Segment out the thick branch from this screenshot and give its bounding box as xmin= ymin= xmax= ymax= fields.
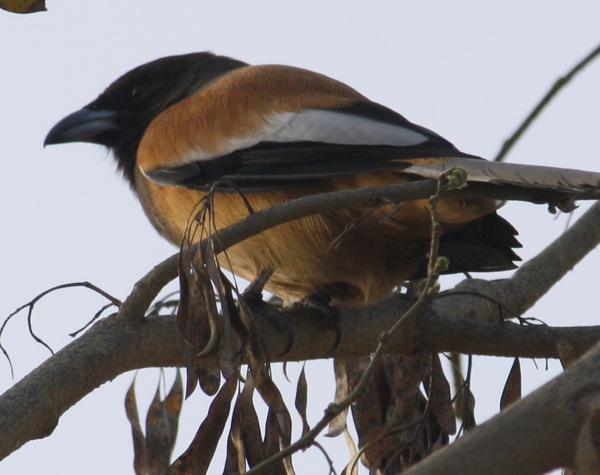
xmin=0 ymin=316 xmax=181 ymax=459
xmin=2 ymin=294 xmax=600 ymax=460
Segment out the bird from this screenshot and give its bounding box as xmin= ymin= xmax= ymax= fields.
xmin=44 ymin=53 xmax=600 ymax=472
xmin=44 ymin=52 xmax=600 ymax=307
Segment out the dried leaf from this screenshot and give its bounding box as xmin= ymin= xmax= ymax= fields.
xmin=256 ymin=369 xmax=294 ymax=474
xmin=125 ymin=379 xmax=147 ymax=475
xmin=341 ymin=427 xmax=359 ymax=475
xmin=165 ymin=371 xmax=184 ymax=420
xmin=167 ymin=378 xmax=237 ymax=475
xmin=428 ymin=354 xmax=457 ymax=435
xmin=263 ymin=410 xmax=290 ymax=475
xmin=204 ymin=247 xmax=234 ymax=374
xmin=191 ymin=259 xmax=222 ymax=359
xmin=327 ymin=358 xmax=350 ymax=437
xmin=449 ymin=352 xmax=464 ymax=418
xmin=574 ymin=402 xmax=600 ymax=474
xmin=194 ymin=355 xmax=222 ymax=397
xmin=144 ymin=373 xmax=183 ymax=474
xmin=295 ymin=364 xmax=310 ymax=437
xmin=214 ymin=270 xmax=243 ymax=380
xmin=348 ymin=353 xmax=440 ymax=474
xmin=0 ymin=0 xmax=45 ymax=13
xmin=500 ymin=358 xmax=521 ymax=410
xmin=255 ymin=370 xmax=289 ymax=424
xmin=461 ymin=386 xmax=476 ymax=431
xmin=240 ymin=376 xmax=264 ymax=468
xmin=224 ymin=372 xmax=264 ymax=473
xmin=224 ymin=404 xmax=246 ymax=475
xmin=177 ymin=251 xmax=221 ymax=396
xmin=345 ymin=356 xmax=382 ymax=455
xmin=145 ymin=391 xmax=173 ymax=472
xmin=378 ymin=353 xmax=432 ymax=468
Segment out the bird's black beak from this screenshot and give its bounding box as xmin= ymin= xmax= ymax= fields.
xmin=44 ymin=108 xmax=121 ymax=146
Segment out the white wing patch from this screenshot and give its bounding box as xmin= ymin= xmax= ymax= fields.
xmin=177 ymin=108 xmax=429 ymax=165
xmin=266 ymin=109 xmax=429 ymax=147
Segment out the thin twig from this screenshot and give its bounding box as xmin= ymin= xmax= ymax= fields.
xmin=0 ymin=282 xmax=121 ymax=377
xmin=312 ymin=441 xmax=338 ymax=475
xmin=494 ymin=42 xmax=600 ymax=162
xmin=68 ymin=302 xmax=116 ymax=337
xmin=437 ymin=290 xmax=522 ymax=319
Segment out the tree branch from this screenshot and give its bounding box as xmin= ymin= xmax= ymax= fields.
xmin=3 ymin=291 xmax=600 ymax=460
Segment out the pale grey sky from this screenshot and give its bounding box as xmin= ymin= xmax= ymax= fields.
xmin=1 ymin=2 xmax=600 ymax=473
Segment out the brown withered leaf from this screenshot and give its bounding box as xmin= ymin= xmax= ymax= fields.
xmin=428 ymin=354 xmax=457 ymax=435
xmin=167 ymin=378 xmax=237 ymax=475
xmin=341 ymin=427 xmax=359 ymax=475
xmin=500 ymin=358 xmax=521 ymax=410
xmin=191 ymin=256 xmax=226 ymax=396
xmin=144 ymin=373 xmax=183 ymax=473
xmin=214 ymin=270 xmax=243 ymax=380
xmin=327 ymin=358 xmax=350 ymax=437
xmin=295 ymin=364 xmax=311 ymax=438
xmin=193 ymin=354 xmax=221 ymax=397
xmin=165 ymin=371 xmax=184 ymax=416
xmin=264 ymin=409 xmax=293 ymax=475
xmin=0 ymin=0 xmax=45 ymax=13
xmin=145 ymin=392 xmax=171 ymax=472
xmin=224 ymin=406 xmax=246 ymax=475
xmin=574 ymin=402 xmax=600 ymax=474
xmin=256 ymin=369 xmax=294 ymax=474
xmin=345 ymin=356 xmax=382 ymax=461
xmin=125 ymin=379 xmax=147 ymax=475
xmin=124 ymin=374 xmax=184 ymax=475
xmin=460 ymin=385 xmax=476 ymax=432
xmin=176 ymin=253 xmax=196 ymax=396
xmin=240 ymin=374 xmax=264 ymax=468
xmin=204 ymin=245 xmax=235 ymax=373
xmin=346 ymin=352 xmax=451 ymax=472
xmin=224 ymin=371 xmax=263 ymax=473
xmin=449 ymin=352 xmax=464 ymax=418
xmin=177 ymin=251 xmax=221 ymax=397
xmin=376 ymin=353 xmax=432 ymax=469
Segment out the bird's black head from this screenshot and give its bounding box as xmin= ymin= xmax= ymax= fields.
xmin=45 ymin=52 xmax=248 ymax=184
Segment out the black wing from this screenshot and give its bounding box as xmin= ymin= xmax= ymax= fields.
xmin=145 ymin=100 xmax=478 ymax=191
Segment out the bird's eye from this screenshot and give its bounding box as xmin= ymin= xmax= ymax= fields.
xmin=131 ymin=84 xmax=146 ymax=100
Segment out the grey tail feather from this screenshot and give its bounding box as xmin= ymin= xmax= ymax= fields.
xmin=403 ymin=157 xmax=600 ymax=198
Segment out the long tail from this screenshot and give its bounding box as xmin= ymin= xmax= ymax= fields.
xmin=402 ymin=157 xmax=600 ymax=209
